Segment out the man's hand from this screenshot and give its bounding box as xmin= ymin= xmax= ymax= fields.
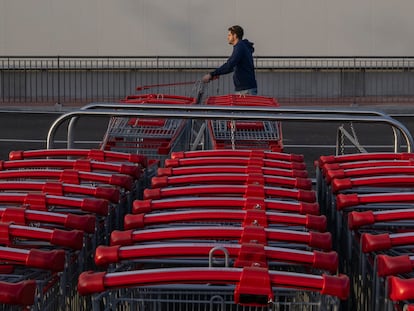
xmin=202 ymin=73 xmax=212 ymax=83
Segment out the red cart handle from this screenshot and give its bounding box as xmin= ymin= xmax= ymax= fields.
xmin=332 ymin=175 xmax=414 ymax=193
xmin=128 ymin=118 xmax=167 ymax=127
xmin=337 ymin=192 xmax=414 ymax=210
xmin=171 ymin=150 xmax=303 ymax=162
xmin=124 ymin=93 xmax=195 ymax=102
xmin=78 ymin=267 xmax=349 ymax=301
xmin=318 ymin=152 xmax=414 ymax=166
xmin=0 ymin=169 xmax=133 ymax=190
xmin=227 ymin=121 xmax=264 ymax=130
xmin=348 ymin=209 xmax=414 ymax=230
xmin=361 ymin=232 xmax=414 ymax=253
xmin=0 ymin=280 xmax=37 ymax=306
xmin=165 ymin=157 xmax=306 ymax=170
xmin=144 ymin=184 xmax=316 ymax=202
xmin=376 ymin=254 xmax=414 ymax=277
xmin=0 ymin=159 xmax=141 ymax=178
xmin=124 ymin=209 xmax=326 ymax=232
xmin=324 ymin=166 xmax=414 ymax=184
xmin=0 ymin=207 xmax=96 ymax=233
xmin=122 ymin=98 xmax=195 ymax=105
xmin=110 ymin=225 xmax=331 ymax=249
xmin=135 ymin=81 xmax=197 ymax=91
xmin=125 ymin=93 xmax=194 ymax=100
xmin=0 ymin=246 xmax=65 ymax=271
xmin=133 ymin=197 xmax=319 ymax=215
xmin=206 ymin=95 xmax=279 ymax=107
xmin=95 ymin=243 xmax=337 ymax=273
xmin=323 ymin=159 xmax=414 ymax=173
xmin=9 ymin=148 xmax=146 ymax=166
xmin=157 ymin=165 xmax=308 ymax=178
xmin=0 ymin=193 xmax=108 ymax=216
xmin=122 ymin=93 xmax=195 ymax=105
xmin=151 ymin=174 xmax=312 ymax=190
xmin=0 ymin=181 xmax=119 ymax=203
xmin=0 ymin=222 xmax=83 ymax=249
xmin=388 ymin=276 xmax=414 ymax=301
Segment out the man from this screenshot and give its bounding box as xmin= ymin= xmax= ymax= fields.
xmin=202 ymin=25 xmax=257 ymax=95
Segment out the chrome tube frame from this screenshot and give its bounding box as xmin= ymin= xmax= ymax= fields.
xmin=49 ymin=103 xmax=413 ymax=153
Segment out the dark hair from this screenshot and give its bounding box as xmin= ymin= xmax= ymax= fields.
xmin=228 ymin=25 xmax=244 ymax=39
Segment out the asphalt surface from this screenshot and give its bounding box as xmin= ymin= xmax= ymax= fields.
xmin=0 ymin=105 xmax=413 ymax=178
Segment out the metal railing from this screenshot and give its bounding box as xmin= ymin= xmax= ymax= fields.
xmin=2 ymin=56 xmax=414 ymax=106
xmin=46 ymin=103 xmax=414 ymax=153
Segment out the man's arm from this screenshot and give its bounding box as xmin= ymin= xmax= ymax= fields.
xmin=202 ymin=45 xmax=242 ymax=82
xmin=211 ymin=45 xmax=242 ymax=77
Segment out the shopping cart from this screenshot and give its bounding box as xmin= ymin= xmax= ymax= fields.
xmin=101 ymin=81 xmax=204 ymax=166
xmin=205 ymin=95 xmax=283 ymax=151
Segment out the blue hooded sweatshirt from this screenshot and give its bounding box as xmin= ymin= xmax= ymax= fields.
xmin=210 ymin=39 xmax=257 ymax=92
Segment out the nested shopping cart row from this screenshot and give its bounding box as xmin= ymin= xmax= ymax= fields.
xmin=79 ymin=149 xmax=349 ymax=310
xmin=316 ymin=152 xmax=414 ymax=311
xmin=99 ymin=93 xmax=284 ymax=168
xmin=0 ymin=148 xmax=146 ymax=310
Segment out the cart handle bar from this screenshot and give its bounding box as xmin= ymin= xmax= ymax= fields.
xmin=136 ymin=81 xmax=198 ymax=91
xmin=78 ymin=267 xmax=350 ymax=302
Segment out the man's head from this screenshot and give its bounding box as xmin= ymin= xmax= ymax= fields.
xmin=227 ymin=25 xmax=244 ymax=45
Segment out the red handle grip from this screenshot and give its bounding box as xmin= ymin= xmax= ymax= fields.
xmin=361 ymin=233 xmax=392 ymax=252
xmin=80 ymin=198 xmax=109 ymax=216
xmin=94 ymin=187 xmax=120 ymax=203
xmin=376 ymin=254 xmax=413 ymax=277
xmin=0 ymin=246 xmax=65 ymax=271
xmin=26 ymin=248 xmax=66 ymax=271
xmin=51 ymin=228 xmax=84 ymax=250
xmin=349 ymin=209 xmax=414 ymax=230
xmin=388 ymin=276 xmax=414 ymax=301
xmin=0 ymin=280 xmax=36 ymax=306
xmin=65 ymin=213 xmax=96 ymax=233
xmin=108 ymin=174 xmax=133 ymax=190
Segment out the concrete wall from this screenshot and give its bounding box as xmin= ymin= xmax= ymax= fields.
xmin=3 ymin=68 xmax=414 ymax=104
xmin=1 ymin=0 xmax=414 ymax=56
